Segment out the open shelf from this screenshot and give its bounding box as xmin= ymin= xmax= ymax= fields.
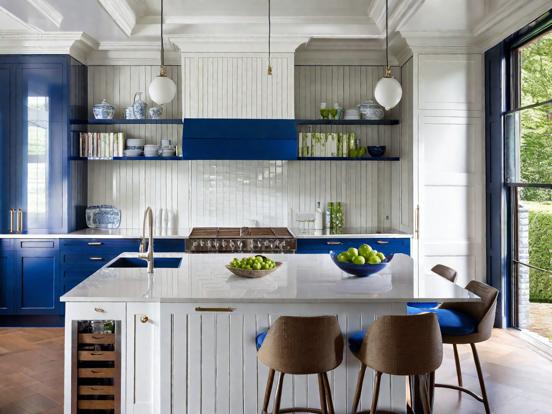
xmin=296 ymin=119 xmax=399 ymax=126
xmin=70 ymin=119 xmax=183 ymax=125
xmin=297 ymin=156 xmax=400 ymax=161
xmin=70 ymin=156 xmax=181 ymax=161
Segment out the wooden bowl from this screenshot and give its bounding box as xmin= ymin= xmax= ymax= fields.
xmin=225 ymin=262 xmax=283 ymax=278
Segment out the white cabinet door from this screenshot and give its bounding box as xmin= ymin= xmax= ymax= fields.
xmin=126 ymin=303 xmax=161 ymax=414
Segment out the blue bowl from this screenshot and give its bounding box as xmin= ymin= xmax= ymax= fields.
xmin=330 ymin=251 xmax=392 ymax=277
xmin=367 ymin=145 xmax=386 ymax=157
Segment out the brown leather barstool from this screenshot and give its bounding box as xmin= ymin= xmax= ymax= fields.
xmin=257 ymin=315 xmax=344 ymax=414
xmin=350 ymin=313 xmax=443 ymax=414
xmin=434 ymin=281 xmax=499 ymax=414
xmin=431 ymin=264 xmax=458 ymax=283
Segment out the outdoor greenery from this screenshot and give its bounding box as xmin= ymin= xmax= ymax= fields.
xmin=519 ymin=32 xmax=552 ymax=303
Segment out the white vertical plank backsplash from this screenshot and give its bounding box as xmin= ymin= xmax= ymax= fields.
xmin=86 ymin=62 xmax=410 ymax=230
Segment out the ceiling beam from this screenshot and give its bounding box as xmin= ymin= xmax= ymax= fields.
xmin=25 ymin=0 xmax=62 ymax=28
xmin=97 ymin=0 xmax=136 ymax=37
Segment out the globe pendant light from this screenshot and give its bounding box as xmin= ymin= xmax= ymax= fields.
xmin=149 ymin=0 xmax=177 ymax=105
xmin=374 ymin=0 xmax=402 ymax=110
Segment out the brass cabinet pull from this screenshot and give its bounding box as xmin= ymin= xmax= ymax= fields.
xmin=16 ymin=208 xmax=23 ymax=233
xmin=94 ymin=307 xmax=105 ymax=313
xmin=9 ymin=209 xmax=14 ymax=233
xmin=89 ymin=257 xmax=104 ymax=261
xmin=140 ymin=315 xmax=149 ymax=323
xmin=90 ymin=352 xmax=104 ymax=356
xmin=91 ymin=334 xmax=105 ymax=339
xmin=376 ymin=240 xmax=389 ymax=244
xmin=195 ymin=307 xmax=235 ymax=312
xmin=88 ymin=242 xmax=103 ymax=246
xmin=415 ymin=205 xmax=420 ymax=239
xmin=326 ymin=241 xmax=343 ymax=245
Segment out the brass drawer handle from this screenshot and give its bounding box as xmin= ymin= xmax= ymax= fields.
xmin=88 ymin=242 xmax=103 ymax=246
xmin=89 ymin=257 xmax=104 ymax=261
xmin=326 ymin=241 xmax=343 ymax=245
xmin=91 ymin=352 xmax=104 ymax=356
xmin=376 ymin=240 xmax=389 ymax=244
xmin=94 ymin=307 xmax=105 ymax=313
xmin=17 ymin=209 xmax=23 ymax=233
xmin=195 ymin=307 xmax=235 ymax=313
xmin=91 ymin=334 xmax=106 ymax=339
xmin=140 ymin=315 xmax=149 ymax=323
xmin=9 ymin=209 xmax=14 ymax=233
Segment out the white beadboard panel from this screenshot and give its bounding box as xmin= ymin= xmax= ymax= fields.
xmin=182 ymin=53 xmax=295 ymax=118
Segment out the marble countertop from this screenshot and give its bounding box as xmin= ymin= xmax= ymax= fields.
xmin=289 ymin=227 xmax=412 ymax=238
xmin=61 ymin=252 xmax=479 ymax=304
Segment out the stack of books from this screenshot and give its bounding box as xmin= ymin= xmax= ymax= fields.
xmin=79 ymin=132 xmax=125 ymax=159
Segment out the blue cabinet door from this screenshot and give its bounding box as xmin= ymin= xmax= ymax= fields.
xmin=13 ymin=239 xmax=60 ymax=315
xmin=0 ymin=65 xmax=14 ymax=233
xmin=296 ymin=237 xmax=411 ymax=256
xmin=0 ymin=239 xmax=14 ymax=314
xmin=15 ymin=62 xmax=66 ymax=233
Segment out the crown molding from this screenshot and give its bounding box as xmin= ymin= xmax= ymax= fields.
xmin=98 ymin=0 xmax=136 ymax=37
xmin=86 ymin=41 xmax=179 ymax=65
xmin=169 ymin=34 xmax=309 ymax=53
xmin=26 ymin=0 xmax=63 ymax=28
xmin=368 ymin=0 xmax=425 ymax=32
xmin=400 ymin=31 xmax=480 ymax=54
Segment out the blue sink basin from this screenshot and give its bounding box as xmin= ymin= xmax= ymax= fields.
xmin=108 ymin=257 xmax=183 ymax=269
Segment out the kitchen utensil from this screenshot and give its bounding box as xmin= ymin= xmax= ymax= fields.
xmin=132 ymin=92 xmax=147 ymax=119
xmin=149 ymin=106 xmax=163 ymax=119
xmin=330 ymin=251 xmax=392 ymax=277
xmin=368 ymin=145 xmax=386 ymax=157
xmin=93 ymin=99 xmax=115 ymax=120
xmin=358 ymin=100 xmax=384 ymax=120
xmin=86 ymin=205 xmax=121 ymax=229
xmin=225 ymin=261 xmax=282 ymax=278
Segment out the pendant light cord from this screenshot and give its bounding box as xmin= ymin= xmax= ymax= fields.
xmin=267 ymin=0 xmax=272 ymax=75
xmin=160 ymin=0 xmax=165 ymax=68
xmin=385 ymin=0 xmax=389 ymax=69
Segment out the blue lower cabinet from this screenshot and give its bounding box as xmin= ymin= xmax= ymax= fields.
xmin=12 ymin=239 xmax=61 ymax=315
xmin=0 ymin=239 xmax=15 ymax=314
xmin=296 ymin=237 xmax=411 ymax=256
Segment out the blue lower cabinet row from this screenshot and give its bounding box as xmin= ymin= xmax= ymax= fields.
xmin=296 ymin=237 xmax=411 ymax=256
xmin=0 ymin=237 xmax=186 ymax=324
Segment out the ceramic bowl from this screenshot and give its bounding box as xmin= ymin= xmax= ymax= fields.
xmin=126 ymin=138 xmax=145 ymax=147
xmin=161 ymin=149 xmax=176 ymax=157
xmin=358 ymin=100 xmax=385 ymax=120
xmin=93 ymin=99 xmax=115 ymax=120
xmin=368 ymin=145 xmax=386 ymax=157
xmin=123 ymin=149 xmax=143 ymax=157
xmin=225 ymin=262 xmax=282 ymax=278
xmin=330 ymin=251 xmax=392 ymax=277
xmin=149 ymin=106 xmax=163 ymax=119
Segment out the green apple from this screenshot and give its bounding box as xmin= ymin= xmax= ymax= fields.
xmin=367 ymin=255 xmax=381 ymax=265
xmin=347 ymin=247 xmax=359 ymax=257
xmin=358 ymin=244 xmax=372 ymax=257
xmin=376 ymin=252 xmax=385 ymax=261
xmin=337 ymin=252 xmax=349 ymax=263
xmin=352 ymin=255 xmax=366 ymax=265
xmin=252 ymin=262 xmax=262 ymax=270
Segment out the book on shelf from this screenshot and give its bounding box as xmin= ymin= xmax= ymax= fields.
xmin=79 ymin=132 xmax=125 ymax=159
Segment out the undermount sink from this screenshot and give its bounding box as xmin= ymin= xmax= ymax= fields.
xmin=108 ymin=257 xmax=183 ymax=269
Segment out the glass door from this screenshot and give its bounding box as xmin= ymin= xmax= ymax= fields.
xmin=506 ymin=30 xmax=552 ymax=343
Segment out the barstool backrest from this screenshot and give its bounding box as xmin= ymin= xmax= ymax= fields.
xmin=440 ymin=280 xmax=499 ymax=342
xmin=358 ymin=313 xmax=443 ymax=376
xmin=257 ymin=315 xmax=344 ymax=375
xmin=431 ymin=264 xmax=458 ymax=283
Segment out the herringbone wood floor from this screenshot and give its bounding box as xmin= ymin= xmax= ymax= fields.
xmin=0 ymin=328 xmax=550 ymax=413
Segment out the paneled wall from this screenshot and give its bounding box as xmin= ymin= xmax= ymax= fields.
xmin=86 ymin=62 xmax=410 ymax=230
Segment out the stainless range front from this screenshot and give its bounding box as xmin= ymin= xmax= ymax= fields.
xmin=187 ymin=227 xmax=296 ymax=253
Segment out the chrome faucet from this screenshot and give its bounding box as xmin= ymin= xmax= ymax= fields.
xmin=138 ymin=207 xmax=154 ymax=273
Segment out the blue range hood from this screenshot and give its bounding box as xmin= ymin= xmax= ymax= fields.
xmin=182 ymin=118 xmax=297 ymax=160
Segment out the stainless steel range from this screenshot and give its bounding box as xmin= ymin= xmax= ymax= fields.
xmin=187 ymin=227 xmax=296 ymax=253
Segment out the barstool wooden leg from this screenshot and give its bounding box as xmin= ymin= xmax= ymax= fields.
xmin=262 ymin=368 xmax=275 ymax=414
xmin=453 ymin=344 xmax=463 ymax=387
xmin=317 ymin=374 xmax=328 ymax=414
xmin=471 ymin=343 xmax=490 ymax=414
xmin=370 ymin=371 xmax=382 ymax=414
xmin=351 ymin=363 xmax=366 ymax=414
xmin=322 ymin=372 xmax=335 ymax=414
xmin=273 ymin=372 xmax=285 ymax=414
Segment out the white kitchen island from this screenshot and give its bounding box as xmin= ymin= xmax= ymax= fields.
xmin=62 ymin=253 xmax=478 ymax=414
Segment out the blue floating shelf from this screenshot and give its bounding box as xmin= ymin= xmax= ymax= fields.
xmin=70 ymin=156 xmax=182 ymax=161
xmin=297 ymin=156 xmax=400 ymax=161
xmin=296 ymin=119 xmax=399 ymax=126
xmin=70 ymin=119 xmax=183 ymax=125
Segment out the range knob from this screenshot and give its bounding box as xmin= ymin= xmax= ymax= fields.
xmin=229 ymin=241 xmax=235 ymax=250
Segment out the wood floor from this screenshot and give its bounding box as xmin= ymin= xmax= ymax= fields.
xmin=0 ymin=328 xmax=550 ymax=413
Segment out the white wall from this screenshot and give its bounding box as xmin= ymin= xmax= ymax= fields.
xmin=87 ymin=61 xmax=410 ymax=231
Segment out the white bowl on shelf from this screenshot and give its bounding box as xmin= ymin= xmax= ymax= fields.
xmin=123 ymin=149 xmax=143 ymax=157
xmin=126 ymin=138 xmax=145 ymax=147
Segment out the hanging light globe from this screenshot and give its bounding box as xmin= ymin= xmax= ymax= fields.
xmin=374 ymin=68 xmax=403 ymax=110
xmin=149 ymin=67 xmax=177 ymax=104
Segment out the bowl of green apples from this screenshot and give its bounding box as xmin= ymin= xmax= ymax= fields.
xmin=330 ymin=244 xmax=392 ymax=277
xmin=226 ymin=255 xmax=282 ymax=278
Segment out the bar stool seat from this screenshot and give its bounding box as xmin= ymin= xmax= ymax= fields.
xmin=407 ymin=264 xmax=458 ymax=309
xmin=407 ymin=307 xmax=477 ymax=336
xmin=257 ymin=315 xmax=344 ymax=414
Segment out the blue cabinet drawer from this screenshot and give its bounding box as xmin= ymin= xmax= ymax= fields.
xmin=60 ymin=238 xmax=185 ymax=253
xmin=62 ymin=253 xmax=117 ymax=268
xmin=296 ymin=238 xmax=410 ymax=256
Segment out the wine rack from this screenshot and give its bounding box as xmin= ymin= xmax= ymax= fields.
xmin=71 ymin=320 xmax=121 ymax=414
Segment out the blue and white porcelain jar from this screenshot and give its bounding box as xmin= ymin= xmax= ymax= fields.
xmin=93 ymin=99 xmax=115 ymax=119
xmin=86 ymin=205 xmax=121 ymax=229
xmin=132 ymin=92 xmax=147 ymax=119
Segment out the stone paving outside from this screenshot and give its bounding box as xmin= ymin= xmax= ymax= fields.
xmin=528 ymin=302 xmax=552 ymax=341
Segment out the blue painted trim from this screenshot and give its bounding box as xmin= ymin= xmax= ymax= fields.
xmin=71 ymin=118 xmax=183 ymax=125
xmin=70 ymin=156 xmax=182 ymax=161
xmin=297 ymin=157 xmax=400 ymax=161
xmin=296 ymin=119 xmax=399 ymax=125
